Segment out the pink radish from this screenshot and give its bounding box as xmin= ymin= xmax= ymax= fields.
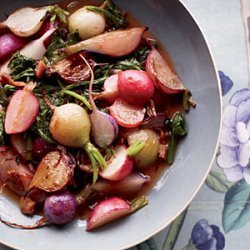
xmin=5 ymin=84 xmax=39 ymax=134
xmin=86 ymin=195 xmax=148 ymax=231
xmin=100 ymin=142 xmax=144 ymax=181
xmin=92 ymin=173 xmax=150 ymax=195
xmin=86 ymin=197 xmax=131 ymax=231
xmin=109 ymin=98 xmax=146 ymax=128
xmin=118 ymin=70 xmax=154 ymax=106
xmin=146 ymin=46 xmax=186 ymax=94
xmin=63 ymin=27 xmax=146 ymax=57
xmin=95 ymin=74 xmax=119 ymax=103
xmin=0 ymin=33 xmax=26 ymax=60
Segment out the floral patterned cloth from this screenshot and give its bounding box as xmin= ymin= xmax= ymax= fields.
xmin=133 ymin=0 xmax=250 ymax=249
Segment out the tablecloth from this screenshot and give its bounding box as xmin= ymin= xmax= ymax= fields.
xmin=0 ymin=0 xmax=249 ymax=249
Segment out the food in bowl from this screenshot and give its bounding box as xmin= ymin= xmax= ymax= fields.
xmin=0 ymin=0 xmax=195 ymax=230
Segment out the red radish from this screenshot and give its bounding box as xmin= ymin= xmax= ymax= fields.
xmin=5 ymin=84 xmax=39 ymax=134
xmin=63 ymin=27 xmax=146 ymax=57
xmin=95 ymin=74 xmax=119 ymax=103
xmin=92 ymin=173 xmax=150 ymax=195
xmin=109 ymin=98 xmax=146 ymax=128
xmin=118 ymin=70 xmax=154 ymax=106
xmin=0 ymin=33 xmax=26 ymax=59
xmin=146 ymin=46 xmax=186 ymax=94
xmin=100 ymin=145 xmax=133 ymax=181
xmin=11 ymin=134 xmax=32 ymax=161
xmin=86 ymin=197 xmax=132 ymax=231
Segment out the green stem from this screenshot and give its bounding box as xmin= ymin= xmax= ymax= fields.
xmin=75 ymin=185 xmax=94 ymax=205
xmin=162 ymin=208 xmax=188 ymax=250
xmin=127 ymin=140 xmax=145 ymax=157
xmin=130 ymin=195 xmax=148 ymax=212
xmin=62 ymin=90 xmax=92 ymax=110
xmin=167 ymin=134 xmax=175 ymax=165
xmin=84 ymin=142 xmax=107 ymax=183
xmin=86 ymin=6 xmax=120 ymax=28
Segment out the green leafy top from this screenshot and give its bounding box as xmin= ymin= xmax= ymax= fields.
xmin=86 ymin=0 xmax=128 ymax=29
xmin=48 ymin=5 xmax=69 ymax=24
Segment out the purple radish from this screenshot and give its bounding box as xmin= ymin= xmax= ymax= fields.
xmin=44 ymin=191 xmax=77 ymax=225
xmin=0 ymin=33 xmax=26 ymax=59
xmin=81 ymin=55 xmax=119 ymax=148
xmin=32 ymin=137 xmax=54 ymax=160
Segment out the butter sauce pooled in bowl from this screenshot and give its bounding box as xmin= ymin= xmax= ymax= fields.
xmin=0 ymin=1 xmax=221 ymax=250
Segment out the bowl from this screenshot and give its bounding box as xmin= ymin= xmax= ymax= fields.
xmin=0 ymin=0 xmax=222 ymax=249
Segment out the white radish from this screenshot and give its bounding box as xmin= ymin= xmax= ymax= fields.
xmin=68 ymin=7 xmax=106 ymax=40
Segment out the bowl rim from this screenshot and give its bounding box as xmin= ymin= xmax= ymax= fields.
xmin=0 ymin=1 xmax=223 ymax=249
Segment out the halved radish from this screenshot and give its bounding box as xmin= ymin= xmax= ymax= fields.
xmin=63 ymin=27 xmax=146 ymax=57
xmin=109 ymin=98 xmax=146 ymax=128
xmin=100 ymin=145 xmax=133 ymax=181
xmin=118 ymin=70 xmax=154 ymax=106
xmin=5 ymin=84 xmax=39 ymax=134
xmin=95 ymin=74 xmax=119 ymax=103
xmin=2 ymin=7 xmax=49 ymax=37
xmin=92 ymin=173 xmax=150 ymax=195
xmin=86 ymin=197 xmax=131 ymax=231
xmin=146 ymin=46 xmax=186 ymax=94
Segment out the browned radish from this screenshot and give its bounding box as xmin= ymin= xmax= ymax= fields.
xmin=86 ymin=197 xmax=131 ymax=231
xmin=95 ymin=74 xmax=119 ymax=103
xmin=109 ymin=98 xmax=146 ymax=128
xmin=86 ymin=195 xmax=148 ymax=231
xmin=146 ymin=46 xmax=186 ymax=94
xmin=100 ymin=142 xmax=144 ymax=181
xmin=5 ymin=84 xmax=39 ymax=134
xmin=63 ymin=27 xmax=146 ymax=57
xmin=0 ymin=146 xmax=33 ymax=195
xmin=2 ymin=7 xmax=49 ymax=37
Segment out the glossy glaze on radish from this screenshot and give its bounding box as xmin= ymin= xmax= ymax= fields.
xmin=5 ymin=84 xmax=39 ymax=134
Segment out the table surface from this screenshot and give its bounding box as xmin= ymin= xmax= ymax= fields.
xmin=0 ymin=0 xmax=248 ymax=249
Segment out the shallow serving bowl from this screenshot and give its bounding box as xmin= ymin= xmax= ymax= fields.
xmin=0 ymin=0 xmax=222 ymax=249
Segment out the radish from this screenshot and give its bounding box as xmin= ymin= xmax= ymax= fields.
xmin=5 ymin=84 xmax=39 ymax=134
xmin=146 ymin=46 xmax=186 ymax=94
xmin=92 ymin=173 xmax=150 ymax=195
xmin=109 ymin=98 xmax=146 ymax=128
xmin=68 ymin=7 xmax=106 ymax=40
xmin=62 ymin=27 xmax=146 ymax=57
xmin=100 ymin=141 xmax=144 ymax=181
xmin=86 ymin=196 xmax=148 ymax=231
xmin=0 ymin=28 xmax=55 ymax=75
xmin=95 ymin=74 xmax=119 ymax=104
xmin=32 ymin=137 xmax=54 ymax=160
xmin=2 ymin=6 xmax=49 ymax=37
xmin=79 ymin=55 xmax=119 ymax=148
xmin=0 ymin=33 xmax=26 ymax=60
xmin=118 ymin=70 xmax=154 ymax=106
